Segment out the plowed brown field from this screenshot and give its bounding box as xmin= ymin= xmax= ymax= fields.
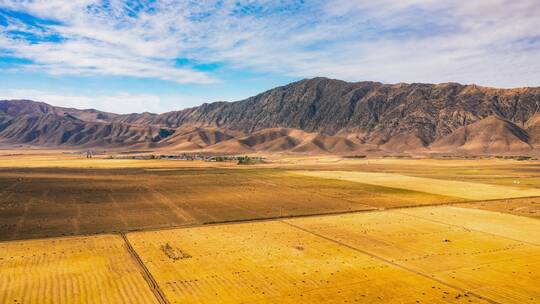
xmin=0 ymin=167 xmax=461 ymax=241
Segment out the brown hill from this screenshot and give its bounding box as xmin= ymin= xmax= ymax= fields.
xmin=204 ymin=128 xmax=361 ymax=154
xmin=1 ymin=77 xmax=540 ymax=154
xmin=159 ymin=126 xmax=240 ymax=150
xmin=431 ymin=116 xmax=532 ymax=154
xmin=525 ymin=113 xmax=540 ymax=145
xmin=379 ymin=134 xmax=429 ymax=153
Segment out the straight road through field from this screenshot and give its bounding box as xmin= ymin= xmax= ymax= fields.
xmin=121 ymin=233 xmax=170 ymax=304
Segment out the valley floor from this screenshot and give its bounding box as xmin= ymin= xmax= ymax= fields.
xmin=0 ymin=151 xmax=539 ymax=303
xmin=1 ymin=205 xmax=538 ymax=304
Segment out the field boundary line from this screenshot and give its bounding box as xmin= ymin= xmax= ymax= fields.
xmin=393 ymin=209 xmax=540 ymax=247
xmin=280 ymin=220 xmax=501 ymax=304
xmin=120 ymin=233 xmax=170 ymax=304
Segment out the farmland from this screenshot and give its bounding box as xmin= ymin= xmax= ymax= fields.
xmin=287 ymin=206 xmax=540 ymax=304
xmin=0 ymin=234 xmax=159 ymax=303
xmin=0 ymin=151 xmax=539 ymax=303
xmin=294 ymin=170 xmax=540 ymax=200
xmin=2 ymin=152 xmax=540 ymax=242
xmin=0 ymin=167 xmax=463 ymax=242
xmin=1 ymin=205 xmax=537 ymax=303
xmin=126 ymin=220 xmax=489 ymax=304
xmin=2 ymin=153 xmax=540 ymax=242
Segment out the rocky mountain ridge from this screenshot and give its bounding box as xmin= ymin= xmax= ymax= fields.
xmin=1 ymin=77 xmax=539 ymax=154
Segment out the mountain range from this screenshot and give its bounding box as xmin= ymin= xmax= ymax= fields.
xmin=1 ymin=77 xmax=540 ymax=155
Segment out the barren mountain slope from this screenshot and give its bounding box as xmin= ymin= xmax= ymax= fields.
xmin=1 ymin=77 xmax=540 ymax=154
xmin=431 ymin=116 xmax=532 ymax=154
xmin=525 ymin=113 xmax=540 ymax=145
xmin=110 ymin=78 xmax=540 ymax=147
xmin=0 ymin=106 xmax=175 ymax=148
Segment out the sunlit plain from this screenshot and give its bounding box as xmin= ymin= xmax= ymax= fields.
xmin=0 ymin=152 xmax=539 ymax=303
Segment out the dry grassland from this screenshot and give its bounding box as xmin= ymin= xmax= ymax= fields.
xmin=288 ymin=206 xmax=540 ymax=304
xmin=295 ymin=170 xmax=540 ymax=200
xmin=0 ymin=234 xmax=158 ymax=303
xmin=127 ymin=221 xmax=488 ymax=304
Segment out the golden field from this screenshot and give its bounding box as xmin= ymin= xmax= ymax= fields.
xmin=288 ymin=206 xmax=540 ymax=304
xmin=457 ymin=197 xmax=540 ymax=219
xmin=1 ymin=151 xmax=540 ymax=303
xmin=398 ymin=206 xmax=540 ymax=244
xmin=2 ymin=206 xmax=537 ymax=303
xmin=0 ymin=234 xmax=159 ymax=304
xmin=126 ymin=220 xmax=488 ymax=304
xmin=294 ymin=170 xmax=540 ymax=200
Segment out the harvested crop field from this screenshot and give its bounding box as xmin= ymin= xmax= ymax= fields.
xmin=0 ymin=167 xmax=463 ymax=241
xmin=456 ymin=197 xmax=540 ymax=219
xmin=0 ymin=190 xmax=538 ymax=303
xmin=288 ymin=206 xmax=540 ymax=304
xmin=294 ymin=170 xmax=540 ymax=200
xmin=1 ymin=152 xmax=539 ymax=303
xmin=400 ymin=206 xmax=540 ymax=244
xmin=127 ymin=220 xmax=488 ymax=304
xmin=0 ymin=234 xmax=159 ymax=303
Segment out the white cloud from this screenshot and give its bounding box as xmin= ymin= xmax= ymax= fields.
xmin=0 ymin=0 xmax=539 ymax=88
xmin=0 ymin=0 xmax=216 ymax=84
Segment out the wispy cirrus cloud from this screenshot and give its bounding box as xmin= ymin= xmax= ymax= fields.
xmin=0 ymin=1 xmax=218 ymax=84
xmin=0 ymin=0 xmax=539 ymax=88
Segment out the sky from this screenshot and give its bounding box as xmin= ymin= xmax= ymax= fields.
xmin=0 ymin=1 xmax=539 ymax=114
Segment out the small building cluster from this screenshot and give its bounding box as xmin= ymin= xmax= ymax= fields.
xmin=111 ymin=153 xmax=266 ymax=164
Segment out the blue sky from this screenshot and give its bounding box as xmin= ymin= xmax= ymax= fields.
xmin=1 ymin=0 xmax=539 ymax=113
